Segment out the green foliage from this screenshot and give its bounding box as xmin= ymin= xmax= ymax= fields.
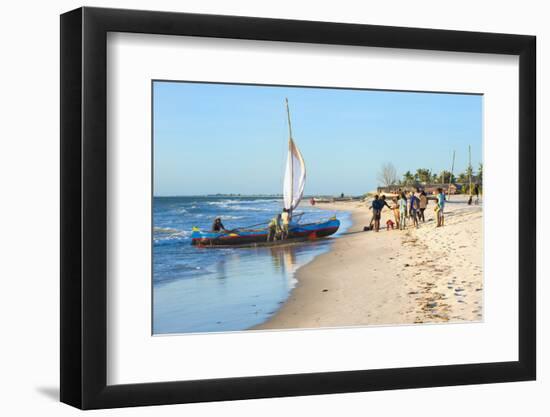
xmin=465 ymin=165 xmax=473 ymax=179
xmin=437 ymin=170 xmax=455 ymax=184
xmin=454 ymin=162 xmax=483 ymax=193
xmin=456 ymin=172 xmax=468 ymax=183
xmin=414 ymin=168 xmax=432 ymax=183
xmin=401 ymin=170 xmax=416 ymax=186
xmin=394 ymin=162 xmax=483 ymax=193
xmin=478 ymin=163 xmax=483 ymax=184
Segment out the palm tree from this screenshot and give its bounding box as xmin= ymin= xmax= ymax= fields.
xmin=465 ymin=165 xmax=474 ymax=194
xmin=478 ymin=163 xmax=483 ymax=184
xmin=415 ymin=168 xmax=432 ymax=184
xmin=402 ymin=170 xmax=415 ymax=186
xmin=438 ymin=170 xmax=455 ymax=184
xmin=457 ymin=171 xmax=468 ymax=183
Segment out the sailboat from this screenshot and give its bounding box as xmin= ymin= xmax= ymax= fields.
xmin=190 ymin=99 xmax=340 ymax=247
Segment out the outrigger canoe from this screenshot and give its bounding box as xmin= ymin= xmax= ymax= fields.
xmin=191 ymin=218 xmax=340 ymax=247
xmin=191 ymin=98 xmax=341 ymax=248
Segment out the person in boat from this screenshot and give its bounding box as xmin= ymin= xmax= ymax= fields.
xmin=267 ymin=214 xmax=282 ymax=242
xmin=211 ymin=217 xmax=226 ymax=232
xmin=281 ymin=208 xmax=291 ymax=239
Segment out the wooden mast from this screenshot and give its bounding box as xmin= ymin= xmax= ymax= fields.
xmin=285 ymin=98 xmax=294 ymax=217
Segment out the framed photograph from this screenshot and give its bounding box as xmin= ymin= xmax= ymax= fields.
xmin=60 ymin=7 xmax=536 ymax=409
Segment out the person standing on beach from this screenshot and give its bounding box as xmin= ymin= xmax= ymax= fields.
xmin=474 ymin=183 xmax=480 ymax=204
xmin=391 ymin=197 xmax=400 ymax=229
xmin=418 ymin=190 xmax=428 ymax=223
xmin=281 ymin=209 xmax=290 ymax=239
xmin=267 ymin=214 xmax=282 ymax=241
xmin=409 ymin=191 xmax=419 ymax=229
xmin=369 ymin=195 xmax=383 ymax=232
xmin=436 ymin=188 xmax=445 ymax=227
xmin=369 ymin=195 xmax=391 ymax=232
xmin=399 ymin=192 xmax=407 ymax=230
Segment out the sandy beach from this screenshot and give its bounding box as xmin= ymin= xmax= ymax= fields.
xmin=256 ymin=194 xmax=483 ymax=330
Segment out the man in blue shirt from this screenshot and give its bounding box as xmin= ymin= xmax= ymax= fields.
xmin=369 ymin=195 xmax=391 ymax=232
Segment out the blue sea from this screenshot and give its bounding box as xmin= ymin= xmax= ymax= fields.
xmin=153 ymin=196 xmax=351 ymax=335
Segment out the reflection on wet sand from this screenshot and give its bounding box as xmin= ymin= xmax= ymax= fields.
xmin=269 ymin=246 xmax=298 ymax=275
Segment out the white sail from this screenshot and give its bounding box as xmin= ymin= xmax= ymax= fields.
xmin=283 ymin=98 xmax=306 ymax=212
xmin=283 ymin=138 xmax=306 ymax=211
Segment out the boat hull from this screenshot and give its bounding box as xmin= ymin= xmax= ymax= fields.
xmin=191 ymin=218 xmax=340 ymax=247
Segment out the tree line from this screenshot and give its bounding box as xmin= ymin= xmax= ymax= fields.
xmin=378 ymin=162 xmax=483 ymax=189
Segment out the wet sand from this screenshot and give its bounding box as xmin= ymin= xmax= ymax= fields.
xmin=255 ymin=195 xmax=483 ymax=330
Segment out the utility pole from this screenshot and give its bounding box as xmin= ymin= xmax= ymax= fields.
xmin=448 ymin=150 xmax=455 ymax=199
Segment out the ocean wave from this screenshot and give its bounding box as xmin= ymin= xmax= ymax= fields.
xmin=233 ymin=199 xmax=280 ymax=204
xmin=154 ymin=226 xmax=181 ymax=233
xmin=164 ymin=207 xmax=189 ymax=215
xmin=206 ymin=199 xmax=240 ymax=206
xmin=153 ymin=228 xmax=190 ymax=244
xmin=153 ymin=264 xmax=208 ymax=281
xmin=206 ymin=199 xmax=280 ymax=207
xmin=237 ymin=206 xmax=272 ymax=212
xmin=154 ymin=236 xmax=189 ymax=246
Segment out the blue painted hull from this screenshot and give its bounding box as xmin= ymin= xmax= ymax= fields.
xmin=191 ymin=218 xmax=340 ymax=247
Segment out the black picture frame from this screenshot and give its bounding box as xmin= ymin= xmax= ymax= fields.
xmin=60 ymin=6 xmax=536 ymax=410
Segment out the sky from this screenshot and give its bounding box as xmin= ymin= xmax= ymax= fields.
xmin=153 ymin=81 xmax=482 ymax=196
